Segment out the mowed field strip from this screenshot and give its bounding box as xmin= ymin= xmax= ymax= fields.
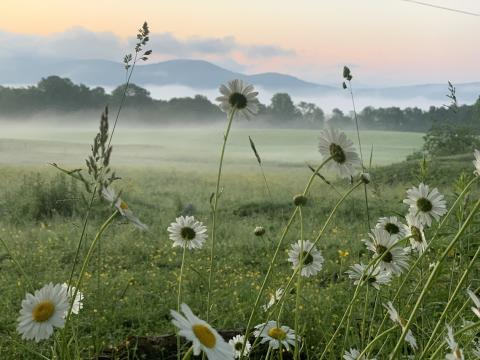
xmin=0 ymin=126 xmax=424 ymax=168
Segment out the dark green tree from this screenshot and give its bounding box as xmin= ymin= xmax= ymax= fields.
xmin=269 ymin=93 xmax=300 ymax=122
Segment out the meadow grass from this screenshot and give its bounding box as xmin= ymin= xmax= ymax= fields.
xmin=0 ymin=153 xmax=478 ymax=358
xmin=0 ymin=127 xmax=424 ymax=167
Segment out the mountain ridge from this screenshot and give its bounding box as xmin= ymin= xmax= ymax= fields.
xmin=0 ymin=57 xmax=479 ymax=103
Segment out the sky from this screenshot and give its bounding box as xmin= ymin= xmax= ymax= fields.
xmin=0 ymin=0 xmax=479 ymax=86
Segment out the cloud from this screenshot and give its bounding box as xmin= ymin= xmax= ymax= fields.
xmin=0 ymin=27 xmax=124 ymax=60
xmin=0 ymin=27 xmax=295 ymax=63
xmin=246 ymin=45 xmax=295 ymax=58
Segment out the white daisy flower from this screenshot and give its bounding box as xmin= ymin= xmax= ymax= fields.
xmin=287 ymin=240 xmax=324 ymax=277
xmin=17 ymin=283 xmax=69 ymax=342
xmin=229 ymin=334 xmax=251 ymax=359
xmin=346 ymin=263 xmax=392 ymax=290
xmin=61 ymin=283 xmax=83 ymax=315
xmin=445 ymin=325 xmax=464 ymax=360
xmin=405 ymin=213 xmax=428 ymax=254
xmin=466 ymin=288 xmax=480 ymax=319
xmin=167 ymin=216 xmax=208 ymax=250
xmin=254 ymin=321 xmax=298 ymax=351
xmin=102 ymin=187 xmax=148 ymax=231
xmin=170 ymin=303 xmax=233 ymax=359
xmin=363 ymin=228 xmax=410 ymax=276
xmin=473 ymin=149 xmax=480 ymax=176
xmin=216 ymin=79 xmax=259 ymax=119
xmin=403 ymin=183 xmax=447 ymax=227
xmin=343 ymin=348 xmax=376 ymax=360
xmin=375 ymin=216 xmax=409 ymax=240
xmin=318 ymin=127 xmax=361 ymax=178
xmin=383 ymin=302 xmax=418 ymax=351
xmin=262 ymin=288 xmax=285 ymax=312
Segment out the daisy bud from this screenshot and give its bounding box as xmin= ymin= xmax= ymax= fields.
xmin=293 ymin=194 xmax=308 ymax=206
xmin=254 ymin=226 xmax=266 ymax=236
xmin=343 ymin=66 xmax=353 ymax=81
xmin=360 ymin=172 xmax=371 ymax=184
xmin=342 ymin=81 xmax=347 ymax=89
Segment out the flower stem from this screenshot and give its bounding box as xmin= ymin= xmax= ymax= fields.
xmin=181 ymin=345 xmax=193 ymax=360
xmin=389 ymin=198 xmax=480 ymax=359
xmin=356 ymin=326 xmax=396 ymax=359
xmin=67 ymin=188 xmax=97 ymax=293
xmin=0 ymin=236 xmax=34 ymax=291
xmin=373 ymin=175 xmax=478 ymax=338
xmin=65 ymin=211 xmax=118 ymax=325
xmin=177 ymin=245 xmax=187 ymax=360
xmin=419 ymin=243 xmax=480 ymax=358
xmin=206 ymin=108 xmax=236 ymax=321
xmin=293 ymin=207 xmax=304 ymax=360
xmin=240 ymin=156 xmax=333 ymax=358
xmin=428 ymin=321 xmax=480 ymax=360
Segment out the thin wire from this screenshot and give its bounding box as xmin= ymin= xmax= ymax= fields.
xmin=400 ymin=0 xmax=480 ymax=17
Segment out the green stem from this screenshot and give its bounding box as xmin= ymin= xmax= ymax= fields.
xmin=67 ymin=188 xmax=97 ymax=293
xmin=240 ymin=156 xmax=333 ymax=358
xmin=319 ymin=233 xmax=410 ymax=360
xmin=420 ymin=244 xmax=480 ymax=358
xmin=293 ymin=207 xmax=304 ymax=360
xmin=206 ymin=108 xmax=236 ymax=321
xmin=356 ymin=326 xmax=396 ymax=359
xmin=428 ymin=321 xmax=480 ymax=360
xmin=181 ymin=346 xmax=193 ymax=360
xmin=0 ymin=236 xmax=34 ymax=291
xmin=374 ymin=175 xmax=478 ymax=338
xmin=177 ymin=245 xmax=187 ymax=360
xmin=389 ymin=198 xmax=480 ymax=359
xmin=65 ymin=211 xmax=118 ymax=325
xmin=250 ymin=181 xmax=363 ymax=357
xmin=360 ymin=284 xmax=370 ymax=349
xmin=422 ymin=287 xmax=480 ymax=356
xmin=260 ymin=163 xmax=273 ymax=201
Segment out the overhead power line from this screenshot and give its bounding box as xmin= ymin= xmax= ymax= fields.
xmin=401 ymin=0 xmax=480 ymax=17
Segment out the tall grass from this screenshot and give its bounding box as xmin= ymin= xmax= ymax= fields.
xmin=1 ymin=29 xmax=479 ymax=360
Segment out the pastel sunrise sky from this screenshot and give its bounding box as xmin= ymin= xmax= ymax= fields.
xmin=0 ymin=0 xmax=478 ymax=86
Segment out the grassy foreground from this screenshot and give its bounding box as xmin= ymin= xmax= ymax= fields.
xmin=0 ymin=151 xmax=479 ymax=358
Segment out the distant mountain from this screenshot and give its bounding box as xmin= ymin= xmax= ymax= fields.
xmin=0 ymin=57 xmax=479 ymax=104
xmin=0 ymin=57 xmax=330 ymax=91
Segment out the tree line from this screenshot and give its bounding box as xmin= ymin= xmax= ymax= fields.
xmin=0 ymin=76 xmax=479 ymax=132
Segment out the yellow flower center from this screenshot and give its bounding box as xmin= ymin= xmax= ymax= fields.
xmin=192 ymin=324 xmax=216 ymax=348
xmin=119 ymin=201 xmax=129 ymax=210
xmin=268 ymin=327 xmax=286 ymax=340
xmin=32 ymin=300 xmax=55 ymax=322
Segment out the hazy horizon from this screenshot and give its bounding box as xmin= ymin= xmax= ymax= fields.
xmin=0 ymin=1 xmax=479 ymax=87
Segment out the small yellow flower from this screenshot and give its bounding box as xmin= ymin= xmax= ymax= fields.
xmin=338 ymin=250 xmax=349 ymax=258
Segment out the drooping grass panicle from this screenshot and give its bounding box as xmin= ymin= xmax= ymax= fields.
xmin=444 ymin=81 xmax=458 ymax=113
xmin=249 ymin=135 xmax=272 ymax=200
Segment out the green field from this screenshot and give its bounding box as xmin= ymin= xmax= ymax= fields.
xmin=0 ymin=126 xmax=479 ymax=359
xmin=0 ymin=126 xmax=424 ymax=168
